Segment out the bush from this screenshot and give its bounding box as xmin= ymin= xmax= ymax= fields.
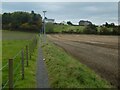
xmin=99 ymin=26 xmax=111 ymax=35
xmin=112 ymin=26 xmax=120 ymax=35
xmin=83 ymin=25 xmax=98 ymax=34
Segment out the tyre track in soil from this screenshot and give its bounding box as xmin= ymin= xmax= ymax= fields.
xmin=48 ymin=35 xmax=118 ymax=87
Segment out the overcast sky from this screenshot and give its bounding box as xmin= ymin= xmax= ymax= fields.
xmin=2 ymin=2 xmax=118 ymax=25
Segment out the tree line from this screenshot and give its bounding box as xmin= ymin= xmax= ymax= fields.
xmin=2 ymin=11 xmax=42 ymax=32
xmin=60 ymin=25 xmax=120 ymax=35
xmin=64 ymin=21 xmax=119 ymax=35
xmin=2 ymin=11 xmax=119 ymax=35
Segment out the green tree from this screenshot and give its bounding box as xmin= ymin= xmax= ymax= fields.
xmin=67 ymin=21 xmax=73 ymax=25
xmin=2 ymin=11 xmax=42 ymax=32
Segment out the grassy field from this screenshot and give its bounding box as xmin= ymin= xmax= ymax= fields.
xmin=54 ymin=25 xmax=85 ymax=33
xmin=2 ymin=30 xmax=38 ymax=88
xmin=46 ymin=24 xmax=85 ymax=33
xmin=2 ymin=30 xmax=38 ymax=40
xmin=42 ymin=41 xmax=112 ymax=88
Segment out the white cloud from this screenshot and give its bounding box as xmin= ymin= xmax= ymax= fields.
xmin=83 ymin=6 xmax=99 ymax=12
xmin=0 ymin=2 xmax=2 ymax=14
xmin=38 ymin=3 xmax=64 ymax=12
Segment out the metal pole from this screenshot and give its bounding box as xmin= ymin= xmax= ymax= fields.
xmin=43 ymin=11 xmax=47 ymax=44
xmin=44 ymin=12 xmax=45 ymax=43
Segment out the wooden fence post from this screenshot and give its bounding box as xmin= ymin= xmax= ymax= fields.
xmin=32 ymin=41 xmax=34 ymax=52
xmin=21 ymin=49 xmax=24 ymax=80
xmin=9 ymin=59 xmax=13 ymax=89
xmin=29 ymin=44 xmax=31 ymax=60
xmin=26 ymin=45 xmax=28 ymax=67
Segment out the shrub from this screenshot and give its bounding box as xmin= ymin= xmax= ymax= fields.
xmin=112 ymin=26 xmax=120 ymax=35
xmin=99 ymin=26 xmax=111 ymax=35
xmin=83 ymin=25 xmax=98 ymax=34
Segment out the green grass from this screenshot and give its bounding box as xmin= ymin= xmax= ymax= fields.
xmin=2 ymin=30 xmax=37 ymax=40
xmin=2 ymin=30 xmax=38 ymax=88
xmin=42 ymin=41 xmax=112 ymax=88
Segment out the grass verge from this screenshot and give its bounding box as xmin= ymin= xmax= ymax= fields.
xmin=42 ymin=41 xmax=112 ymax=88
xmin=2 ymin=30 xmax=38 ymax=88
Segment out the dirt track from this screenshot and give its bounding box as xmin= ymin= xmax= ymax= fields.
xmin=47 ymin=34 xmax=118 ymax=87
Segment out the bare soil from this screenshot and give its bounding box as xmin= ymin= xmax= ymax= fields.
xmin=47 ymin=34 xmax=118 ymax=87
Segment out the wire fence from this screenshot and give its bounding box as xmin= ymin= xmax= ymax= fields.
xmin=1 ymin=35 xmax=38 ymax=89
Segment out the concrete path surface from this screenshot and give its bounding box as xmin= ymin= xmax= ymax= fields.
xmin=36 ymin=41 xmax=49 ymax=88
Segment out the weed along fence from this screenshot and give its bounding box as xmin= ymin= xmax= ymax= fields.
xmin=1 ymin=36 xmax=38 ymax=89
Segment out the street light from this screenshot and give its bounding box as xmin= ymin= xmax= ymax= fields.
xmin=43 ymin=11 xmax=47 ymax=43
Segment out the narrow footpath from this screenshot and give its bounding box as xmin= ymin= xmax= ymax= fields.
xmin=36 ymin=40 xmax=49 ymax=88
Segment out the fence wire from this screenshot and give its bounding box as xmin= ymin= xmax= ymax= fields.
xmin=2 ymin=80 xmax=9 ymax=89
xmin=0 ymin=63 xmax=8 ymax=71
xmin=13 ymin=50 xmax=22 ymax=60
xmin=13 ymin=72 xmax=21 ymax=88
xmin=13 ymin=60 xmax=21 ymax=75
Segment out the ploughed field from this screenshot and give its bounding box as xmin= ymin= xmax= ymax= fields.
xmin=48 ymin=34 xmax=118 ymax=87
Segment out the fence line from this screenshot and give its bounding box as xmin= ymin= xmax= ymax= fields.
xmin=1 ymin=35 xmax=39 ymax=89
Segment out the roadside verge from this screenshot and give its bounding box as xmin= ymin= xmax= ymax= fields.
xmin=42 ymin=41 xmax=112 ymax=88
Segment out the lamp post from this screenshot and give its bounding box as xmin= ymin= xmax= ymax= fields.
xmin=43 ymin=11 xmax=47 ymax=43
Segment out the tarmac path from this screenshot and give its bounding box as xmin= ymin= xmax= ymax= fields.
xmin=36 ymin=40 xmax=49 ymax=88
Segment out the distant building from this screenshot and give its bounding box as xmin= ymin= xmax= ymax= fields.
xmin=79 ymin=20 xmax=92 ymax=26
xmin=60 ymin=21 xmax=68 ymax=25
xmin=45 ymin=18 xmax=55 ymax=23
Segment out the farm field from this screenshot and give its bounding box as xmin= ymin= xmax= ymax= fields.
xmin=47 ymin=34 xmax=118 ymax=87
xmin=2 ymin=30 xmax=38 ymax=88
